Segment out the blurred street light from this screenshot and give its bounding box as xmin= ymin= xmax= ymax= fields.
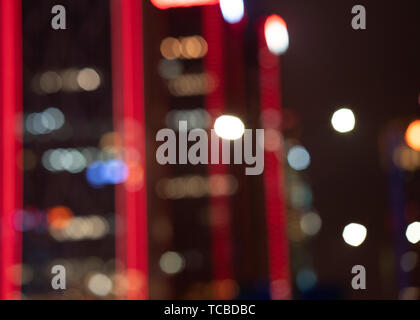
xmin=220 ymin=0 xmax=245 ymax=24
xmin=331 ymin=108 xmax=356 ymax=133
xmin=264 ymin=15 xmax=289 ymax=55
xmin=287 ymin=145 xmax=311 ymax=171
xmin=214 ymin=115 xmax=245 ymax=140
xmin=342 ymin=223 xmax=367 ymax=247
xmin=405 ymin=120 xmax=420 ymax=151
xmin=406 ymin=222 xmax=420 ymax=244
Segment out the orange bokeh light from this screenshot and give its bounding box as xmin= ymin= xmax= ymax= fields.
xmin=125 ymin=163 xmax=145 ymax=191
xmin=47 ymin=206 xmax=74 ymax=230
xmin=265 ymin=14 xmax=287 ymax=29
xmin=405 ymin=120 xmax=420 ymax=151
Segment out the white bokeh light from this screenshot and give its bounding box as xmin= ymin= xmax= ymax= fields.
xmin=342 ymin=223 xmax=367 ymax=247
xmin=159 ymin=251 xmax=185 ymax=275
xmin=264 ymin=15 xmax=289 ymax=55
xmin=77 ymin=68 xmax=101 ymax=91
xmin=214 ymin=115 xmax=245 ymax=140
xmin=87 ymin=273 xmax=113 ymax=297
xmin=331 ymin=108 xmax=356 ymax=133
xmin=300 ymin=212 xmax=322 ymax=236
xmin=219 ymin=0 xmax=244 ymax=24
xmin=406 ymin=222 xmax=420 ymax=244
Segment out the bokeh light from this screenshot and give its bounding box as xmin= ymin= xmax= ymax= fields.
xmin=77 ymin=68 xmax=101 ymax=91
xmin=156 ymin=174 xmax=238 ymax=200
xmin=342 ymin=223 xmax=367 ymax=247
xmin=25 ymin=108 xmax=65 ymax=135
xmin=86 ymin=160 xmax=128 ymax=188
xmin=49 ymin=215 xmax=109 ymax=242
xmin=159 ymin=251 xmax=185 ymax=275
xmin=214 ymin=115 xmax=245 ymax=140
xmin=405 ymin=120 xmax=420 ymax=151
xmin=393 ymin=144 xmax=420 ymax=171
xmin=406 ymin=221 xmax=420 ymax=244
xmin=296 ymin=268 xmax=317 ymax=292
xmin=300 ymin=212 xmax=322 ymax=236
xmin=168 ymin=73 xmax=215 ymax=97
xmin=47 ymin=206 xmax=74 ymax=230
xmin=220 ymin=0 xmax=245 ymax=24
xmin=287 ymin=146 xmax=311 ymax=171
xmin=331 ymin=108 xmax=356 ymax=133
xmin=264 ymin=15 xmax=289 ymax=55
xmin=38 ymin=71 xmax=62 ymax=94
xmin=42 ymin=148 xmax=87 ymax=173
xmin=87 ymin=273 xmax=113 ymax=297
xmin=160 ymin=36 xmax=208 ymax=60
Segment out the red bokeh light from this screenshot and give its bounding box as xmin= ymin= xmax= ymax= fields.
xmin=151 ymin=0 xmax=219 ymax=9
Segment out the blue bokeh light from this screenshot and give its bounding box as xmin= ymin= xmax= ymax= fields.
xmin=86 ymin=160 xmax=128 ymax=188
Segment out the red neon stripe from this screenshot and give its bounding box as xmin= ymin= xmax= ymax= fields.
xmin=111 ymin=0 xmax=148 ymax=300
xmin=202 ymin=5 xmax=234 ymax=296
xmin=0 ymin=0 xmax=22 ymax=300
xmin=258 ymin=19 xmax=291 ymax=300
xmin=151 ymin=0 xmax=218 ymax=9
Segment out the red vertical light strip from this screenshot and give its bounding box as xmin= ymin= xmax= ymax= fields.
xmin=111 ymin=0 xmax=148 ymax=300
xmin=202 ymin=5 xmax=234 ymax=298
xmin=0 ymin=0 xmax=22 ymax=300
xmin=258 ymin=20 xmax=291 ymax=300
